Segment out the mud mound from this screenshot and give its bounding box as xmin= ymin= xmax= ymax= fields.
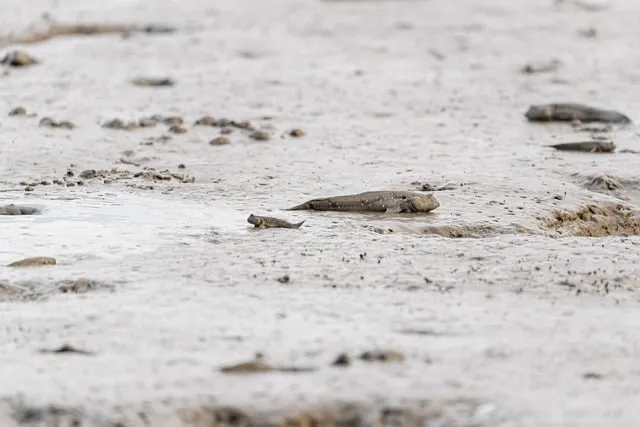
xmin=544 ymin=203 xmax=640 ymax=237
xmin=570 ymin=173 xmax=639 ymax=201
xmin=419 ymin=224 xmax=534 ymax=238
xmin=0 ymin=278 xmax=114 ymax=302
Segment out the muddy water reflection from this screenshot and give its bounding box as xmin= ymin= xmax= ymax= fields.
xmin=0 ymin=192 xmax=245 ymax=267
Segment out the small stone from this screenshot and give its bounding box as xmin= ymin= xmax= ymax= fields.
xmin=7 ymin=256 xmax=56 ymax=267
xmin=178 ymin=163 xmax=186 ymax=169
xmin=79 ymin=169 xmax=97 ymax=179
xmin=131 ymin=77 xmax=175 ymax=87
xmin=163 ymin=116 xmax=184 ymax=126
xmin=249 ymin=130 xmax=271 ymax=141
xmin=359 ymin=350 xmax=405 ymax=363
xmin=8 ymin=106 xmax=27 ymax=116
xmin=138 ymin=118 xmax=157 ymax=128
xmin=39 ymin=117 xmax=75 ymax=129
xmin=1 ymin=50 xmax=39 ymax=67
xmin=220 ymin=128 xmax=233 ymax=135
xmin=58 ymin=121 xmax=75 ymax=130
xmin=231 ymin=120 xmax=254 ymax=131
xmin=102 ymin=118 xmax=138 ymax=131
xmin=331 ymin=353 xmax=351 ymax=367
xmin=194 ymin=115 xmax=217 ymax=126
xmin=39 ymin=117 xmax=55 ymax=127
xmin=276 ymin=274 xmax=290 ymax=284
xmin=24 ymin=186 xmax=34 ymax=192
xmin=289 ymin=128 xmax=306 ymax=137
xmin=210 ymin=136 xmax=230 ymax=146
xmin=168 ymin=124 xmax=187 ymax=134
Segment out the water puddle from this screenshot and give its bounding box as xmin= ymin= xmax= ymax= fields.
xmin=0 ymin=192 xmax=247 ymax=264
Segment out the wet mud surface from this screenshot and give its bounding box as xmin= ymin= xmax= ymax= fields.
xmin=2 ymin=0 xmax=640 ymax=426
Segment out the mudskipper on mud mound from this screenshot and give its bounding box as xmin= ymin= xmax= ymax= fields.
xmin=287 ymin=191 xmax=440 ymax=213
xmin=247 ymin=214 xmax=305 ymax=229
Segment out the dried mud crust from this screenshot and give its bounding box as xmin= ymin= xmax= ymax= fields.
xmin=544 ymin=203 xmax=640 ymax=237
xmin=18 ymin=165 xmax=195 ymax=191
xmin=175 ymin=399 xmax=492 ymax=427
xmin=2 ymin=398 xmax=496 ymax=427
xmin=0 ymin=278 xmax=114 ymax=302
xmin=418 ymin=224 xmax=536 ymax=238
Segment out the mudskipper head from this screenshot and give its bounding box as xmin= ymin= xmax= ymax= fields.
xmin=247 ymin=214 xmax=262 ymax=227
xmin=524 ymin=105 xmax=554 ymax=121
xmin=408 ymin=193 xmax=440 ymax=213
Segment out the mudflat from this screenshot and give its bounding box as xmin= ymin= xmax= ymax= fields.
xmin=1 ymin=0 xmax=640 ymax=426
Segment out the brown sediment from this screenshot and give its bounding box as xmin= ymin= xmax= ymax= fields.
xmin=0 ymin=278 xmax=115 ymax=302
xmin=419 ymin=224 xmax=535 ymax=238
xmin=7 ymin=257 xmax=56 ymax=267
xmin=0 ymin=23 xmax=175 ymax=47
xmin=544 ymin=203 xmax=640 ymax=237
xmin=175 ymin=398 xmax=488 ymax=427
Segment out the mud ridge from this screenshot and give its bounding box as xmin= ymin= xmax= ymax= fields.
xmin=0 ymin=278 xmax=115 ymax=302
xmin=570 ymin=172 xmax=640 ymax=201
xmin=544 ymin=203 xmax=640 ymax=237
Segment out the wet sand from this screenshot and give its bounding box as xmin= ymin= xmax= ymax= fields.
xmin=1 ymin=0 xmax=640 ymax=426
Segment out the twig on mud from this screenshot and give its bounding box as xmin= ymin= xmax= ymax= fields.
xmin=0 ymin=22 xmax=175 ymax=48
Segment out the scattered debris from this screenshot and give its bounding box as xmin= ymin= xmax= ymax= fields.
xmin=39 ymin=344 xmax=95 ymax=356
xmin=57 ymin=278 xmax=113 ymax=294
xmin=545 ymin=141 xmax=615 ymax=153
xmin=0 ymin=204 xmax=40 ymax=215
xmin=359 ymin=350 xmax=405 ymax=363
xmin=168 ymin=124 xmax=188 ymax=134
xmin=157 ymin=115 xmax=184 ymax=126
xmin=0 ymin=50 xmax=39 ymax=67
xmin=289 ymin=128 xmax=306 ymax=137
xmin=578 ymin=27 xmax=598 ymax=38
xmin=331 ymin=353 xmax=351 ymax=367
xmin=7 ymin=257 xmax=56 ymax=267
xmin=102 ymin=118 xmax=139 ymax=131
xmin=277 ymin=275 xmax=291 ymax=284
xmin=194 ymin=115 xmax=218 ymax=126
xmin=247 ymin=214 xmax=304 ymax=229
xmin=1 ymin=22 xmax=176 ymax=47
xmin=582 ymin=372 xmax=603 ymax=380
xmin=8 ymin=106 xmax=28 ymax=116
xmin=249 ymin=130 xmax=271 ymax=141
xmin=220 ymin=354 xmax=314 ymax=374
xmin=520 ymin=59 xmax=561 ymax=74
xmin=209 ymin=136 xmax=230 ymax=146
xmin=411 ymin=181 xmax=457 ymax=192
xmin=39 ymin=117 xmax=75 ymax=129
xmin=131 ymin=77 xmax=175 ymax=87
